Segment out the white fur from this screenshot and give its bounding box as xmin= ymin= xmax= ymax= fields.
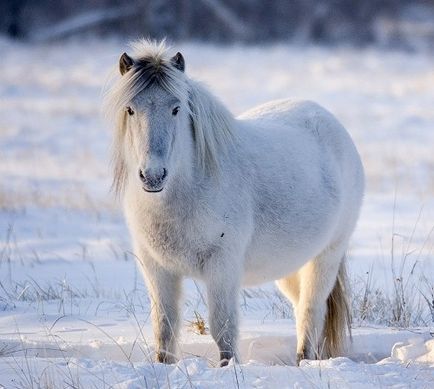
xmin=105 ymin=40 xmax=365 ymax=365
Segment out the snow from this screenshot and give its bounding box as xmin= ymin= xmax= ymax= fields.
xmin=1 ymin=313 xmax=433 ymax=387
xmin=1 ymin=37 xmax=434 ymax=387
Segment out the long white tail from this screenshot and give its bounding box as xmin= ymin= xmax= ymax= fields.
xmin=322 ymin=259 xmax=352 ymax=358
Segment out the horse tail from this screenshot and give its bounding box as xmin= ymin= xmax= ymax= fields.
xmin=323 ymin=258 xmax=351 ymax=358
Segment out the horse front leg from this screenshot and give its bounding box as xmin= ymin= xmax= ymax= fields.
xmin=140 ymin=257 xmax=182 ymax=364
xmin=204 ymin=262 xmax=241 ymax=366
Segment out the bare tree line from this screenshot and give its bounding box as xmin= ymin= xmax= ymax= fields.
xmin=1 ymin=0 xmax=434 ymax=48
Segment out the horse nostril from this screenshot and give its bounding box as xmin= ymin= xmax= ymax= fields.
xmin=139 ymin=169 xmax=146 ymax=182
xmin=161 ymin=168 xmax=167 ymax=181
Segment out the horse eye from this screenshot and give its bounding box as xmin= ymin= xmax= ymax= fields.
xmin=126 ymin=106 xmax=134 ymax=116
xmin=172 ymin=106 xmax=180 ymax=116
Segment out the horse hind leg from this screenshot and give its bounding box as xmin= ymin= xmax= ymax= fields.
xmin=275 ymin=272 xmax=300 ymax=364
xmin=279 ymin=246 xmax=351 ymax=365
xmin=276 ymin=272 xmax=300 ymax=310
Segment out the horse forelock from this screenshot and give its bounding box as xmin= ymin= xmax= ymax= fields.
xmin=105 ymin=41 xmax=189 ymax=118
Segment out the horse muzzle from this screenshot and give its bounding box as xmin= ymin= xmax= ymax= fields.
xmin=138 ymin=167 xmax=167 ymax=193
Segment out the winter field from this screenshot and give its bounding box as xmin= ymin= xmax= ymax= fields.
xmin=0 ymin=37 xmax=434 ymax=388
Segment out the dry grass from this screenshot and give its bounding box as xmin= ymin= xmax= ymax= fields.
xmin=188 ymin=311 xmax=208 ymax=335
xmin=352 ymin=204 xmax=434 ymax=328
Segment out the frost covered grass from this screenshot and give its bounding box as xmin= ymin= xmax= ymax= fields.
xmin=351 ymin=213 xmax=434 ymax=328
xmin=1 ymin=37 xmax=434 ymax=387
xmin=351 ymin=256 xmax=434 ymax=328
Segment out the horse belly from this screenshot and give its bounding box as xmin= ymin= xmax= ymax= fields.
xmin=242 ymin=219 xmax=335 ymax=286
xmin=242 ymin=252 xmax=305 ymax=286
xmin=242 ymin=248 xmax=301 ymax=286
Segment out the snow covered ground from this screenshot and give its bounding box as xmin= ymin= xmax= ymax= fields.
xmin=0 ymin=37 xmax=433 ymax=387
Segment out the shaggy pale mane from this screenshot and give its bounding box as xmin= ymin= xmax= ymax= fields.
xmin=103 ymin=39 xmax=235 ymax=195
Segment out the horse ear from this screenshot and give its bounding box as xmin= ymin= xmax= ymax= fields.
xmin=170 ymin=52 xmax=185 ymax=72
xmin=119 ymin=52 xmax=134 ymax=75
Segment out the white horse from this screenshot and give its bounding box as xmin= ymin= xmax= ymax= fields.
xmin=104 ymin=40 xmax=364 ymax=366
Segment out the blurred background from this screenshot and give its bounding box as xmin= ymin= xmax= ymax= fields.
xmin=2 ymin=0 xmax=434 ymax=50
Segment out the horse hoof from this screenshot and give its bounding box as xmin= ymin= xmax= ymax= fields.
xmin=220 ymin=358 xmax=230 ymax=367
xmin=156 ymin=351 xmax=176 ymax=364
xmin=296 ymin=352 xmax=305 ymax=366
xmin=219 ymin=351 xmax=233 ymax=367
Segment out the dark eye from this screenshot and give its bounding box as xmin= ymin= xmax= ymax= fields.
xmin=126 ymin=106 xmax=134 ymax=116
xmin=172 ymin=106 xmax=180 ymax=116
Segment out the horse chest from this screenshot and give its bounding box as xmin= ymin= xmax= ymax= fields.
xmin=146 ymin=218 xmax=191 ymax=255
xmin=138 ymin=214 xmax=218 ymax=274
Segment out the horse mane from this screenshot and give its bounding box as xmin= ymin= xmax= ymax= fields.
xmin=103 ymin=39 xmax=235 ymax=195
